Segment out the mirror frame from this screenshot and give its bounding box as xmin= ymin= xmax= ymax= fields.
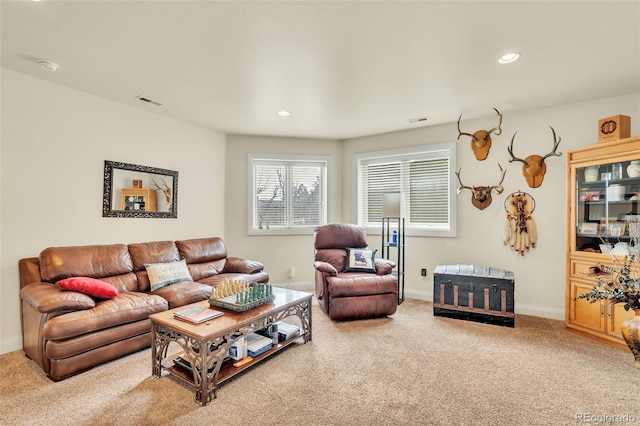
xmin=102 ymin=160 xmax=179 ymax=218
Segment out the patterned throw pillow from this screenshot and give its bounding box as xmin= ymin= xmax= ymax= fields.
xmin=145 ymin=259 xmax=193 ymax=291
xmin=344 ymin=248 xmax=377 ymax=273
xmin=56 ymin=277 xmax=119 ymax=299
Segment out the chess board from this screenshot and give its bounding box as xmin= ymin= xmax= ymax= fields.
xmin=209 ymin=293 xmax=276 ymax=312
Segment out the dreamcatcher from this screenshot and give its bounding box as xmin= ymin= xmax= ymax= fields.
xmin=502 ymin=191 xmax=537 ymax=256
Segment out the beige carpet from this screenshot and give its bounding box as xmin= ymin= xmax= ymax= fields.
xmin=1 ymin=299 xmax=638 ymax=426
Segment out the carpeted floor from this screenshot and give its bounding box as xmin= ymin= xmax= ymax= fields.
xmin=1 ymin=299 xmax=638 ymax=426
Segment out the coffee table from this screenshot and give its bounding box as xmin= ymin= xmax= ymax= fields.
xmin=149 ymin=287 xmax=312 ymax=405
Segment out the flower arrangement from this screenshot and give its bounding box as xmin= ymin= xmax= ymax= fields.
xmin=577 ymin=254 xmax=640 ymax=311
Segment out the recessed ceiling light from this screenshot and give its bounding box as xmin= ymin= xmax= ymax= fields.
xmin=498 ymin=52 xmax=520 ymax=64
xmin=36 ymin=59 xmax=59 ymax=72
xmin=277 ymin=110 xmax=291 ymax=117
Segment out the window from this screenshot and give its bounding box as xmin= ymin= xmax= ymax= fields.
xmin=248 ymin=154 xmax=329 ymax=235
xmin=354 ymin=143 xmax=456 ymax=237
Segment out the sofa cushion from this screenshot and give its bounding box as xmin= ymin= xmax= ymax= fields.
xmin=56 ymin=277 xmax=119 ymax=299
xmin=326 ymin=273 xmax=397 ymax=298
xmin=314 ymin=223 xmax=368 ymax=250
xmin=199 ymin=271 xmax=269 ymax=288
xmin=145 ymin=259 xmax=192 ymax=291
xmin=98 ymin=272 xmax=140 ymax=293
xmin=21 ymin=282 xmax=96 ymax=313
xmin=128 ymin=240 xmax=180 ymax=271
xmin=224 ymin=257 xmax=264 ymax=274
xmin=42 ymin=292 xmax=168 ymax=340
xmin=315 ymin=249 xmax=347 ymax=272
xmin=39 ymin=244 xmax=133 ymax=282
xmin=186 ymin=260 xmax=226 ymax=282
xmin=176 ymin=237 xmax=227 ymax=263
xmin=45 ymin=319 xmax=152 ymax=360
xmin=344 ymin=248 xmax=377 ymax=273
xmin=151 ymin=281 xmax=212 ymax=309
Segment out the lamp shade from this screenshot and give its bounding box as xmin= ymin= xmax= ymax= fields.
xmin=383 ymin=193 xmax=404 ymax=218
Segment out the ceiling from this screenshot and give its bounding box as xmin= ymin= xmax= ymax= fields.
xmin=2 ymin=1 xmax=639 ymax=140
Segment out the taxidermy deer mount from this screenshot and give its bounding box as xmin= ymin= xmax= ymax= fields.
xmin=455 ymin=163 xmax=507 ymax=210
xmin=508 ymin=126 xmax=562 ymax=188
xmin=457 ymin=107 xmax=503 ymax=161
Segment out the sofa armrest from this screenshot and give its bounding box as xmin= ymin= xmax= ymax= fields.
xmin=223 ymin=257 xmax=265 ymax=274
xmin=375 ymin=258 xmax=396 ymax=275
xmin=314 ymin=261 xmax=338 ymax=277
xmin=20 ymin=282 xmax=96 ymax=314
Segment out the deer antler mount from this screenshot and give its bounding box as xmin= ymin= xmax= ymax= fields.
xmin=508 ymin=126 xmax=562 ymax=188
xmin=457 ymin=107 xmax=503 ymax=161
xmin=455 ymin=163 xmax=507 ymax=210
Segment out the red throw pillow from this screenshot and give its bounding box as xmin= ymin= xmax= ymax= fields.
xmin=56 ymin=277 xmax=119 ymax=299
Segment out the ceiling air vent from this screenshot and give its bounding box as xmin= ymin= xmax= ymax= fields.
xmin=407 ymin=116 xmax=430 ymax=124
xmin=135 ymin=95 xmax=163 ymax=107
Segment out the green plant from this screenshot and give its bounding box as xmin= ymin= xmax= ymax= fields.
xmin=577 ymin=254 xmax=640 ymax=311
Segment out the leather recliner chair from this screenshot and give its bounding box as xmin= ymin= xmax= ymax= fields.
xmin=313 ymin=223 xmax=398 ymax=320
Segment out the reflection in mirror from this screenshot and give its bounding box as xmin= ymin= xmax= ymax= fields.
xmin=103 ymin=160 xmax=178 ymax=218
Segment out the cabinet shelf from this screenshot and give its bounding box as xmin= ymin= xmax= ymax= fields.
xmin=578 ymin=199 xmax=637 ymax=206
xmin=576 ymin=233 xmax=632 ymax=240
xmin=578 ymin=176 xmax=640 ymax=189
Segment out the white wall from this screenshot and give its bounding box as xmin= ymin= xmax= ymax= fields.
xmin=224 ymin=135 xmax=342 ymax=285
xmin=0 ymin=69 xmax=227 ymax=353
xmin=343 ymin=94 xmax=640 ymax=318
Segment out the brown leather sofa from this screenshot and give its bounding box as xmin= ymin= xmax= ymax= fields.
xmin=313 ymin=223 xmax=398 ymax=320
xmin=18 ymin=237 xmax=268 ymax=381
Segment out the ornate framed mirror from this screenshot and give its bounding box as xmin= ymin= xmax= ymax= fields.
xmin=102 ymin=160 xmax=178 ymax=218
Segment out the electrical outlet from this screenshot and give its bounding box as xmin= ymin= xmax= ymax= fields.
xmin=288 ymin=265 xmax=295 ymax=279
xmin=420 ymin=268 xmax=427 ymax=278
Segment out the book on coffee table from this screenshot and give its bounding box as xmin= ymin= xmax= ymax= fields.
xmin=173 ymin=306 xmax=224 ymax=324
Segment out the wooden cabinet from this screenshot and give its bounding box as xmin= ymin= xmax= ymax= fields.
xmin=565 ymin=136 xmax=640 ymax=349
xmin=120 ymin=188 xmax=157 ymax=212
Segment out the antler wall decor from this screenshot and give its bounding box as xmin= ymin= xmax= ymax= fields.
xmin=508 ymin=126 xmax=562 ymax=188
xmin=457 ymin=107 xmax=503 ymax=161
xmin=502 ymin=191 xmax=537 ymax=256
xmin=455 ymin=163 xmax=507 ymax=210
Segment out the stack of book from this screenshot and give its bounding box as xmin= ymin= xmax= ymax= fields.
xmin=173 ymin=306 xmax=223 ymax=324
xmin=244 ymin=333 xmax=272 ymax=357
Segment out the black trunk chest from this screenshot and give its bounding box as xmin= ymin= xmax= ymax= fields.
xmin=433 ymin=264 xmax=515 ymax=327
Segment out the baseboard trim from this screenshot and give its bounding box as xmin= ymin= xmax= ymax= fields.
xmin=273 ymin=281 xmax=314 ymax=291
xmin=1 ymin=335 xmax=22 ymax=355
xmin=405 ymin=289 xmax=432 ymax=301
xmin=401 ymin=289 xmax=564 ymax=320
xmin=514 ymin=304 xmax=565 ymax=321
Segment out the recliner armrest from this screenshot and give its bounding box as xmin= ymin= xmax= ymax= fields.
xmin=375 ymin=258 xmax=395 ymax=275
xmin=223 ymin=257 xmax=265 ymax=274
xmin=20 ymin=282 xmax=96 ymax=313
xmin=314 ymin=261 xmax=338 ymax=277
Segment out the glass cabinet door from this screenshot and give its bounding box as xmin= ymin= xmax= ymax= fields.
xmin=575 ymin=160 xmax=640 ymax=253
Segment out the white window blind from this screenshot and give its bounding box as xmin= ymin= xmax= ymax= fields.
xmin=249 ymin=154 xmax=328 ymax=234
xmin=355 ymin=143 xmax=456 ymax=237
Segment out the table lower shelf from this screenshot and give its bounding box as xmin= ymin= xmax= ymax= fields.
xmin=160 ymin=334 xmax=305 ymax=386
